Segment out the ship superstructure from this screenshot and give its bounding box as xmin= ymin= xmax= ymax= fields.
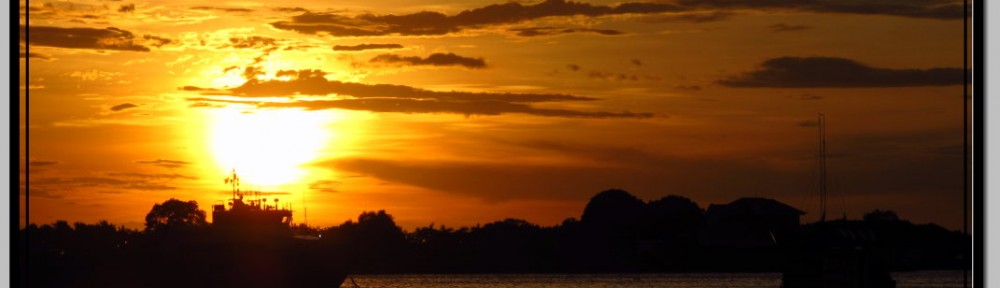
xmin=212 ymin=170 xmax=293 ymax=238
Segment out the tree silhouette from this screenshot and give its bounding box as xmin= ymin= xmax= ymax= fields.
xmin=641 ymin=196 xmax=702 ymax=239
xmin=144 ymin=198 xmax=207 ymax=233
xmin=21 ymin=194 xmax=971 ymax=284
xmin=578 ymin=189 xmax=645 ymax=271
xmin=357 ymin=210 xmax=405 ymax=239
xmin=581 ymin=189 xmax=644 ymax=227
xmin=863 ymin=209 xmax=901 ymax=223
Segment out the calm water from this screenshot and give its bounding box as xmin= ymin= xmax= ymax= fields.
xmin=344 ymin=271 xmax=968 ymax=288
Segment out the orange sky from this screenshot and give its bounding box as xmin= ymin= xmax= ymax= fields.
xmin=20 ymin=0 xmax=969 ymax=231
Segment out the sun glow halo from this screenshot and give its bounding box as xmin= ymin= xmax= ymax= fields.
xmin=208 ymin=108 xmax=335 ymax=188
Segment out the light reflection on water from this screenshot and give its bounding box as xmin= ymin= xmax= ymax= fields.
xmin=344 ymin=271 xmax=967 ymax=288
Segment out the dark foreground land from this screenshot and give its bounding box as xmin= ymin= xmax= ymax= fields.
xmin=21 ymin=189 xmax=969 ymax=287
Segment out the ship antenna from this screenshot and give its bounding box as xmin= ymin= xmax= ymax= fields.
xmin=226 ymin=168 xmax=240 ymax=200
xmin=818 ymin=113 xmax=827 ymax=223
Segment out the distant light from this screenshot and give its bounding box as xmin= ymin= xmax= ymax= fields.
xmin=318 ymin=234 xmax=322 ymax=238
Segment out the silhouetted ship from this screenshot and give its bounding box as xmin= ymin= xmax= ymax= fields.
xmin=781 ymin=222 xmax=897 ymax=288
xmin=781 ymin=114 xmax=895 ymax=288
xmin=201 ymin=170 xmax=349 ymax=288
xmin=212 ymin=172 xmax=294 ymax=240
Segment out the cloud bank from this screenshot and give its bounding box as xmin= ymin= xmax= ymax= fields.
xmin=136 ymin=159 xmax=191 ymax=168
xmin=200 ymin=69 xmax=590 ymax=102
xmin=269 ymin=0 xmax=961 ymax=38
xmin=333 ymin=43 xmax=404 ymax=51
xmin=110 ymin=103 xmax=138 ymax=111
xmin=676 ymin=0 xmax=964 ymax=19
xmin=21 ymin=25 xmax=163 ymax=52
xmin=509 ymin=27 xmax=624 ymax=37
xmin=184 ymin=69 xmax=653 ymax=118
xmin=258 ymin=98 xmax=653 ymax=118
xmin=270 ymin=0 xmax=680 ymax=37
xmin=719 ymin=56 xmax=965 ymax=88
xmin=369 ymin=53 xmax=487 ymax=69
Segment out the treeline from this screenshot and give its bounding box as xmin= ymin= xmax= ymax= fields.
xmin=23 ymin=189 xmax=969 ymax=278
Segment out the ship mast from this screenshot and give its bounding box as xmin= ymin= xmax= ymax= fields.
xmin=818 ymin=113 xmax=827 ymax=223
xmin=226 ymin=168 xmax=241 ymax=200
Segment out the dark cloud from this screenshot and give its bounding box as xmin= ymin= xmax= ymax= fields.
xmin=588 ymin=71 xmax=661 ymax=82
xmin=186 ymin=97 xmax=261 ymax=105
xmin=589 ymin=71 xmax=639 ymax=81
xmin=189 ymin=102 xmax=226 ymax=108
xmin=259 ymin=98 xmax=654 ymax=119
xmin=136 ymin=159 xmax=191 ymax=168
xmin=185 ymin=68 xmax=654 ymax=118
xmin=180 ymin=86 xmax=223 ymax=92
xmin=247 ymin=67 xmax=274 ymax=83
xmin=566 ymin=64 xmax=581 ymax=71
xmin=143 ymin=35 xmax=172 ymax=47
xmin=269 ymin=0 xmax=960 ymax=39
xmin=718 ymin=56 xmax=965 ymax=88
xmin=369 ymin=53 xmax=487 ymax=69
xmin=273 ymin=7 xmax=309 ymax=13
xmin=29 ymin=161 xmax=60 ymax=166
xmin=191 ymin=69 xmax=591 ymax=102
xmin=283 ymin=44 xmax=317 ymax=51
xmin=110 ymin=103 xmax=137 ymax=111
xmin=769 ymin=23 xmax=810 ymax=32
xmin=20 ymin=52 xmax=51 ymax=60
xmin=106 ymin=172 xmax=198 ymax=181
xmin=270 ymin=0 xmax=680 ymax=36
xmin=333 ymin=43 xmax=404 ymax=51
xmin=228 ymin=36 xmax=278 ymax=49
xmin=309 ymin=180 xmax=340 ymax=193
xmin=21 ymin=25 xmax=153 ymax=51
xmin=190 ymin=6 xmax=253 ymax=13
xmin=22 ymin=2 xmax=114 ymax=20
xmin=118 ymin=3 xmax=134 ymax=13
xmin=271 ymin=0 xmax=961 ymax=38
xmin=676 ymin=0 xmax=964 ymax=20
xmin=638 ymin=11 xmax=734 ymax=23
xmin=509 ymin=27 xmax=624 ymax=37
xmin=796 ymin=93 xmax=824 ymax=100
xmin=631 ymin=59 xmax=643 ymax=66
xmin=274 ymin=69 xmax=310 ymax=78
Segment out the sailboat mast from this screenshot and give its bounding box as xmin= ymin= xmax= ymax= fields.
xmin=818 ymin=113 xmax=827 ymax=222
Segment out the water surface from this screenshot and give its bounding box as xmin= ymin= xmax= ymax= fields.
xmin=345 ymin=271 xmax=967 ymax=288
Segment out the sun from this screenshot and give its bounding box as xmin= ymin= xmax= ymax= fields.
xmin=207 ymin=107 xmax=336 ymax=188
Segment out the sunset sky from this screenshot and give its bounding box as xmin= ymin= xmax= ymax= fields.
xmin=19 ymin=0 xmax=968 ymax=231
